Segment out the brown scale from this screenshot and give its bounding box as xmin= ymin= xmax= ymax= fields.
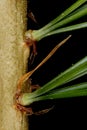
xmin=14 ymin=35 xmax=71 ymax=115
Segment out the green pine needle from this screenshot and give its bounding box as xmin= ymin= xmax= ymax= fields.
xmin=33 ymin=82 xmax=87 ymax=101
xmin=20 ymin=56 xmax=87 ymax=106
xmin=45 ymin=22 xmax=87 ymax=37
xmin=32 ymin=4 xmax=87 ymax=40
xmin=38 ymin=0 xmax=87 ymax=32
xmin=20 ymin=0 xmax=87 ymax=106
xmin=25 ymin=0 xmax=87 ymax=41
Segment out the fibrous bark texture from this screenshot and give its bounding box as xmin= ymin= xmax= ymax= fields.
xmin=0 ymin=0 xmax=29 ymax=130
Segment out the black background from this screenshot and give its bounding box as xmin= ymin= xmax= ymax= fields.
xmin=27 ymin=0 xmax=87 ymax=129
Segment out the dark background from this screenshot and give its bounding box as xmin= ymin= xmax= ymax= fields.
xmin=27 ymin=0 xmax=87 ymax=129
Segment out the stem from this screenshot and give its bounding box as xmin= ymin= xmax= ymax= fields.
xmin=0 ymin=0 xmax=29 ymax=130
